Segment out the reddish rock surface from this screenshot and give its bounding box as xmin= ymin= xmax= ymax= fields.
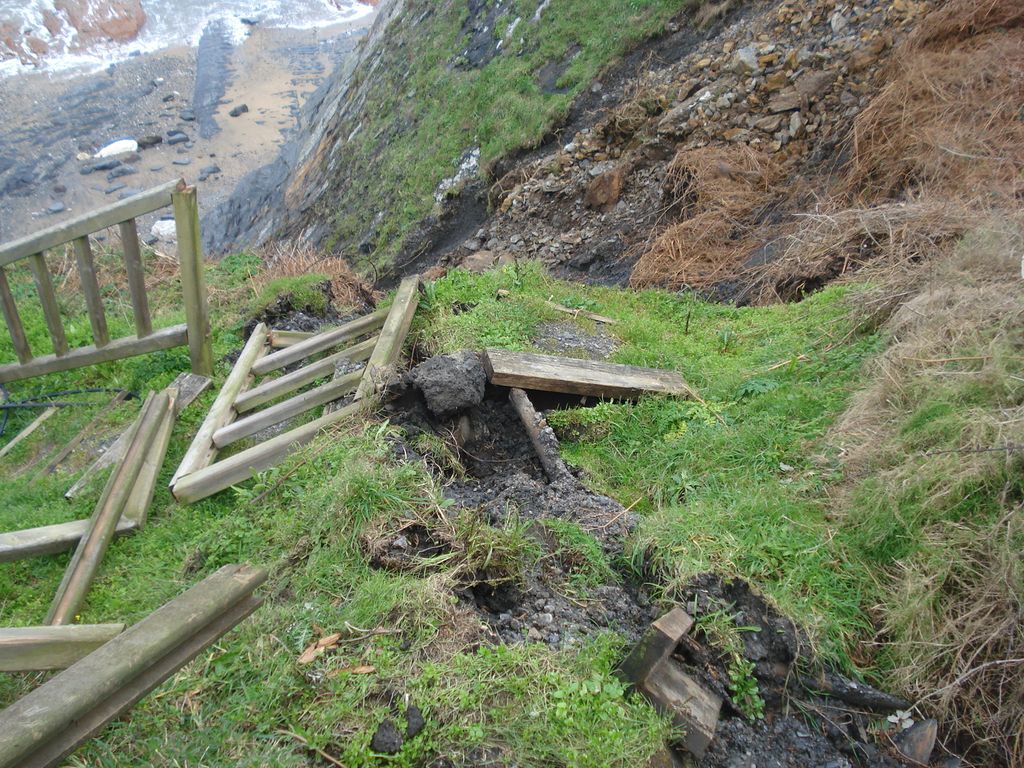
xmin=1 ymin=0 xmax=146 ymax=64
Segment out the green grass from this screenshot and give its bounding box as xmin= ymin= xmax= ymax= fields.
xmin=322 ymin=0 xmax=697 ymax=273
xmin=252 ymin=274 xmax=331 ymax=316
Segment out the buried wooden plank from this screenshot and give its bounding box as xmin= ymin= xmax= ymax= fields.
xmin=0 ymin=563 xmax=265 ymax=768
xmin=172 ymin=401 xmax=365 ymax=504
xmin=644 ymin=658 xmax=723 ymax=759
xmin=170 ymin=324 xmax=268 ymax=487
xmin=0 ymin=624 xmax=125 ymax=672
xmin=0 ymin=407 xmax=57 ymax=460
xmin=508 ymin=387 xmax=573 ymax=484
xmin=234 ymin=335 xmax=377 ymax=414
xmin=268 ymin=329 xmax=313 ymax=348
xmin=0 ymin=323 xmax=188 ymax=385
xmin=39 ymin=390 xmax=129 ymax=476
xmin=65 ymin=373 xmax=210 ymax=499
xmin=0 ymin=518 xmax=138 ymax=563
xmin=618 ymin=607 xmax=694 ymax=689
xmin=47 ymin=392 xmax=169 ymax=626
xmin=122 ymin=388 xmax=177 ymax=527
xmin=212 ymin=370 xmax=362 ymax=449
xmin=353 ymin=276 xmax=421 ymax=402
xmin=482 ymin=348 xmax=694 ymax=400
xmin=252 ymin=308 xmax=388 ymax=376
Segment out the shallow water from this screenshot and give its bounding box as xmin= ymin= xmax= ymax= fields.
xmin=0 ymin=0 xmax=372 ymax=77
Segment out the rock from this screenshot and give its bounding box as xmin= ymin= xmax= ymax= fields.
xmin=95 ymin=139 xmax=137 ymax=158
xmin=583 ymin=164 xmax=628 ymax=212
xmin=150 ymin=219 xmax=177 ymax=242
xmin=229 ymin=103 xmax=249 ymax=117
xmin=105 ymin=182 xmax=127 ymax=194
xmin=179 ymin=109 xmax=196 ymax=121
xmin=46 ymin=201 xmax=65 ymax=214
xmin=893 ymin=719 xmax=937 ymax=765
xmin=370 ymin=718 xmax=403 ymax=754
xmin=136 ymin=135 xmax=163 ymax=149
xmin=753 ymin=114 xmax=784 ymax=132
xmin=410 ymin=351 xmax=487 ymax=418
xmin=829 ymin=11 xmax=849 ymax=34
xmin=166 ymin=131 xmax=189 ymax=145
xmin=723 ymin=127 xmax=750 ymax=142
xmin=789 ymin=112 xmax=804 ymax=138
xmin=405 ymin=704 xmax=425 ymax=738
xmin=198 ymin=164 xmax=221 ymax=181
xmin=731 ymin=46 xmax=760 ymax=74
xmin=768 ymin=89 xmax=802 ymax=113
xmin=90 ymin=158 xmax=122 ymax=172
xmin=460 ymin=250 xmax=496 ymax=273
xmin=142 ymin=234 xmax=159 ymax=246
xmin=172 ymin=158 xmax=192 ymax=166
xmin=106 ymin=164 xmax=136 ymax=180
xmin=764 ymin=71 xmax=789 ymax=91
xmin=794 ymin=70 xmax=835 ymax=100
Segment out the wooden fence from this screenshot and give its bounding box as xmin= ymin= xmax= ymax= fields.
xmin=0 ymin=179 xmax=212 ymax=384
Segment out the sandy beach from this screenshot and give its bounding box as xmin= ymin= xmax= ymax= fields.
xmin=0 ymin=13 xmax=374 ymax=246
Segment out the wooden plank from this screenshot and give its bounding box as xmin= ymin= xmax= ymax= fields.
xmin=0 ymin=180 xmax=183 ymax=268
xmin=252 ymin=308 xmax=388 ymax=376
xmin=0 ymin=624 xmax=125 ymax=672
xmin=0 ymin=267 xmax=32 ymax=363
xmin=213 ymin=369 xmax=362 ymax=449
xmin=122 ymin=388 xmax=176 ymax=527
xmin=269 ymin=329 xmax=314 ymax=348
xmin=72 ymin=237 xmax=109 ymax=347
xmin=172 ymin=401 xmax=365 ymax=504
xmin=619 ymin=607 xmax=694 ymax=690
xmin=170 ymin=323 xmax=268 ymax=487
xmin=0 ymin=563 xmax=265 ymax=768
xmin=508 ymin=387 xmax=573 ymax=484
xmin=172 ymin=186 xmax=213 ymax=376
xmin=39 ymin=390 xmax=129 ymax=475
xmin=643 ymin=659 xmax=722 ymax=759
xmin=354 ymin=276 xmax=421 ymax=402
xmin=0 ymin=323 xmax=187 ymax=385
xmin=28 ymin=253 xmax=68 ymax=358
xmin=0 ymin=406 xmax=56 ymax=459
xmin=118 ymin=219 xmax=152 ymax=337
xmin=544 ymin=299 xmax=618 ymax=325
xmin=0 ymin=518 xmax=138 ymax=563
xmin=47 ymin=392 xmax=169 ymax=625
xmin=64 ymin=373 xmax=209 ymax=500
xmin=482 ymin=349 xmax=693 ymax=400
xmin=234 ymin=335 xmax=377 ymax=414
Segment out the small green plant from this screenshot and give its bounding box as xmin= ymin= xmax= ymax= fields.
xmin=543 ymin=518 xmax=618 ymax=590
xmin=727 ymin=653 xmax=766 ymax=720
xmin=734 ymin=377 xmax=780 ymax=399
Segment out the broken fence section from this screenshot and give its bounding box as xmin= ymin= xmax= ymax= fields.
xmin=171 ymin=275 xmax=421 ymax=504
xmin=0 ymin=564 xmax=265 ymax=768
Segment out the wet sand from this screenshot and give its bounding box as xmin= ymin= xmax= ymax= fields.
xmin=0 ymin=14 xmax=374 ymax=246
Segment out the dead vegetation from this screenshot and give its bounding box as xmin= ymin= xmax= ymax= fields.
xmin=252 ymin=241 xmax=377 ymax=311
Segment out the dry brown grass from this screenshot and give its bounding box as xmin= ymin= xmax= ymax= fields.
xmin=252 ymin=241 xmax=377 ymax=312
xmin=630 ymin=145 xmax=785 ymax=288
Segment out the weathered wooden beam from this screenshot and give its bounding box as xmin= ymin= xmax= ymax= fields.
xmin=483 ymin=349 xmax=693 ymax=400
xmin=47 ymin=392 xmax=169 ymax=625
xmin=122 ymin=388 xmax=177 ymax=527
xmin=0 ymin=624 xmax=125 ymax=672
xmin=0 ymin=180 xmax=184 ymax=268
xmin=0 ymin=266 xmax=32 ymax=363
xmin=213 ymin=369 xmax=362 ymax=449
xmin=0 ymin=518 xmax=138 ymax=563
xmin=618 ymin=607 xmax=694 ymax=688
xmin=508 ymin=387 xmax=574 ymax=484
xmin=0 ymin=323 xmax=187 ymax=385
xmin=172 ymin=401 xmax=364 ymax=504
xmin=72 ymin=237 xmax=109 ymax=348
xmin=65 ymin=373 xmax=209 ymax=499
xmin=39 ymin=390 xmax=128 ymax=475
xmin=235 ymin=335 xmax=377 ymax=414
xmin=0 ymin=407 xmax=56 ymax=460
xmin=252 ymin=308 xmax=388 ymax=376
xmin=354 ymin=276 xmax=421 ymax=402
xmin=268 ymin=329 xmax=314 ymax=348
xmin=170 ymin=324 xmax=268 ymax=487
xmin=172 ymin=186 xmax=213 ymax=376
xmin=118 ymin=219 xmax=152 ymax=338
xmin=0 ymin=563 xmax=265 ymax=768
xmin=28 ymin=253 xmax=68 ymax=358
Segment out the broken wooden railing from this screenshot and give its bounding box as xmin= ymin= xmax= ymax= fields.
xmin=170 ymin=276 xmax=421 ymax=504
xmin=0 ymin=564 xmax=265 ymax=768
xmin=0 ymin=179 xmax=212 ymax=383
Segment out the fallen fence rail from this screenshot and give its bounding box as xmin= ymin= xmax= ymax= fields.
xmin=0 ymin=563 xmax=265 ymax=768
xmin=0 ymin=624 xmax=125 ymax=672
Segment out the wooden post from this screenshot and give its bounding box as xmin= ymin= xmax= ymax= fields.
xmin=170 ymin=323 xmax=268 ymax=487
xmin=172 ymin=186 xmax=212 ymax=376
xmin=0 ymin=624 xmax=125 ymax=672
xmin=354 ymin=276 xmax=421 ymax=402
xmin=252 ymin=308 xmax=388 ymax=376
xmin=0 ymin=267 xmax=32 ymax=364
xmin=72 ymin=237 xmax=109 ymax=348
xmin=0 ymin=518 xmax=138 ymax=563
xmin=122 ymin=388 xmax=177 ymax=527
xmin=28 ymin=253 xmax=68 ymax=358
xmin=0 ymin=564 xmax=265 ymax=768
xmin=47 ymin=392 xmax=169 ymax=625
xmin=508 ymin=387 xmax=574 ymax=484
xmin=118 ymin=219 xmax=152 ymax=338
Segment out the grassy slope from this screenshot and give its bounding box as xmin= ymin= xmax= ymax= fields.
xmin=0 ymin=251 xmax=884 ymax=765
xmin=323 ymin=0 xmax=694 ymax=271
